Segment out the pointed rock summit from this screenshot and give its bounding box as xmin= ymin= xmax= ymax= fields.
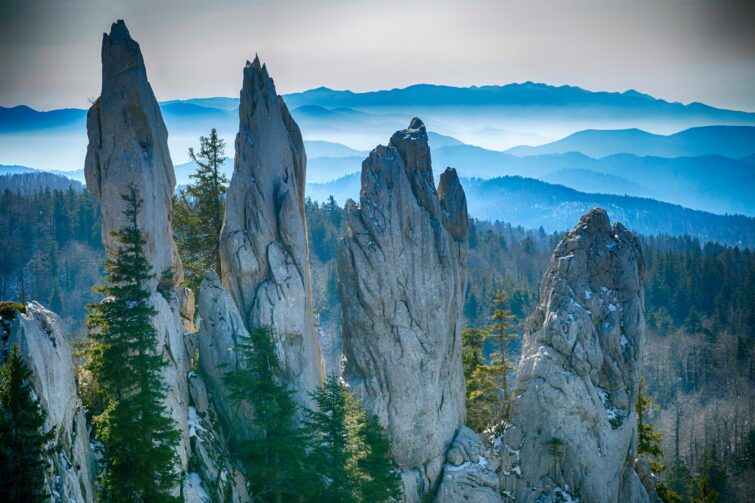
xmin=219 ymin=56 xmax=324 ymax=407
xmin=85 ymin=19 xmax=182 ymax=286
xmin=338 ymin=118 xmax=469 ymax=500
xmin=499 ymin=208 xmax=652 ymax=502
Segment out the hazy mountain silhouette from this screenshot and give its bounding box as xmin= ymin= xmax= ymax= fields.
xmin=507 ymin=126 xmax=755 ymax=158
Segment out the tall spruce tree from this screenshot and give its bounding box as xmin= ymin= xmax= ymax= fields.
xmin=356 ymin=415 xmax=403 ymax=502
xmin=486 ymin=288 xmax=517 ymax=423
xmin=84 ymin=184 xmax=180 ymax=501
xmin=305 ymin=377 xmax=401 ymax=502
xmin=0 ymin=344 xmax=54 ymax=503
xmin=223 ymin=325 xmax=313 ymax=502
xmin=173 ymin=129 xmax=228 ymax=290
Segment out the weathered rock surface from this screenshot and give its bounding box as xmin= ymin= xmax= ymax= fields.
xmin=338 ymin=118 xmax=468 ymax=500
xmin=84 ymin=19 xmax=182 ymax=287
xmin=435 ymin=427 xmax=502 ymax=503
xmin=4 ymin=302 xmax=94 ymax=502
xmin=219 ymin=56 xmax=323 ymax=408
xmin=195 ymin=271 xmax=255 ymax=440
xmin=499 ymin=208 xmax=650 ymax=502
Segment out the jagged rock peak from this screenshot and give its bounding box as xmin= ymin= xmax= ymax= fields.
xmin=85 ymin=19 xmax=182 ymax=286
xmin=219 ymin=56 xmax=323 ymax=409
xmin=438 ymin=167 xmax=468 ymax=242
xmin=499 ymin=207 xmax=652 ymax=502
xmin=338 ymin=118 xmax=468 ymax=501
xmin=387 ymin=117 xmax=440 ymax=219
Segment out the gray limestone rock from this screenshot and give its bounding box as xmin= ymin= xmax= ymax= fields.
xmin=435 ymin=427 xmax=502 ymax=503
xmin=338 ymin=118 xmax=468 ymax=500
xmin=219 ymin=56 xmax=323 ymax=409
xmin=196 ymin=271 xmax=255 ymax=439
xmin=4 ymin=302 xmax=95 ymax=502
xmin=499 ymin=208 xmax=649 ymax=503
xmin=84 ymin=19 xmax=182 ymax=287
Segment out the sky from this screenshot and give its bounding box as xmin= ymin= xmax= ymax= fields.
xmin=1 ymin=0 xmax=754 ymax=111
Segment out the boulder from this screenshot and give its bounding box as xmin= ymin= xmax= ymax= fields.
xmin=337 ymin=118 xmax=468 ymax=500
xmin=435 ymin=427 xmax=502 ymax=503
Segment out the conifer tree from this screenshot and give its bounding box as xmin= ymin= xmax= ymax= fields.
xmin=305 ymin=377 xmax=401 ymax=502
xmin=84 ymin=184 xmax=180 ymax=501
xmin=357 ymin=415 xmax=403 ymax=502
xmin=462 ymin=327 xmax=499 ymax=432
xmin=305 ymin=377 xmax=363 ymax=502
xmin=173 ymin=128 xmax=228 ymax=290
xmin=223 ymin=325 xmax=313 ymax=502
xmin=486 ymin=288 xmax=517 ymax=422
xmin=0 ymin=344 xmax=54 ymax=503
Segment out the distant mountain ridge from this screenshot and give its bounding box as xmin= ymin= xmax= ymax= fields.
xmin=284 ymin=83 xmax=755 ymax=120
xmin=307 ymin=173 xmax=755 ymax=247
xmin=507 ymin=125 xmax=755 ymax=158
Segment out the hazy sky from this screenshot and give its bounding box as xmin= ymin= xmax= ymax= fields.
xmin=1 ymin=0 xmax=754 ymax=111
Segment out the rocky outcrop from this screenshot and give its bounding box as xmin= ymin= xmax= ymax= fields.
xmin=195 ymin=271 xmax=255 ymax=440
xmin=84 ymin=19 xmax=182 ymax=287
xmin=219 ymin=57 xmax=323 ymax=408
xmin=4 ymin=302 xmax=94 ymax=502
xmin=337 ymin=118 xmax=468 ymax=500
xmin=435 ymin=427 xmax=502 ymax=503
xmin=84 ymin=20 xmax=247 ymax=500
xmin=499 ymin=208 xmax=650 ymax=502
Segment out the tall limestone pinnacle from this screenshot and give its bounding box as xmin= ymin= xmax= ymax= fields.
xmin=83 ymin=21 xmax=249 ymax=500
xmin=499 ymin=208 xmax=653 ymax=502
xmin=337 ymin=118 xmax=469 ymax=500
xmin=219 ymin=56 xmax=324 ymax=407
xmin=84 ymin=19 xmax=182 ymax=286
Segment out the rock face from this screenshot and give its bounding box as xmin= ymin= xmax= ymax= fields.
xmin=196 ymin=271 xmax=255 ymax=440
xmin=4 ymin=302 xmax=94 ymax=502
xmin=84 ymin=19 xmax=182 ymax=287
xmin=219 ymin=57 xmax=323 ymax=407
xmin=499 ymin=208 xmax=650 ymax=503
xmin=337 ymin=118 xmax=468 ymax=500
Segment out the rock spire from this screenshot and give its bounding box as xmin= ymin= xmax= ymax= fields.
xmin=337 ymin=118 xmax=469 ymax=500
xmin=219 ymin=56 xmax=324 ymax=407
xmin=499 ymin=208 xmax=652 ymax=502
xmin=84 ymin=19 xmax=182 ymax=287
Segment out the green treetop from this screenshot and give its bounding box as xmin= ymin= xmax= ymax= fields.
xmin=223 ymin=325 xmax=314 ymax=502
xmin=173 ymin=128 xmax=228 ymax=290
xmin=305 ymin=376 xmax=402 ymax=502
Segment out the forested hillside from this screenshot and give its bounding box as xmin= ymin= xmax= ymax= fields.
xmin=1 ymin=184 xmax=753 ymax=499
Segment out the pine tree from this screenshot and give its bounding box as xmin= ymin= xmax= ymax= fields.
xmin=173 ymin=129 xmax=228 ymax=290
xmin=305 ymin=377 xmax=401 ymax=502
xmin=83 ymin=184 xmax=180 ymax=501
xmin=0 ymin=344 xmax=54 ymax=503
xmin=305 ymin=377 xmax=363 ymax=503
xmin=462 ymin=327 xmax=499 ymax=432
xmin=356 ymin=415 xmax=402 ymax=502
xmin=636 ymin=378 xmax=683 ymax=503
xmin=486 ymin=288 xmax=517 ymax=422
xmin=222 ymin=325 xmax=313 ymax=502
